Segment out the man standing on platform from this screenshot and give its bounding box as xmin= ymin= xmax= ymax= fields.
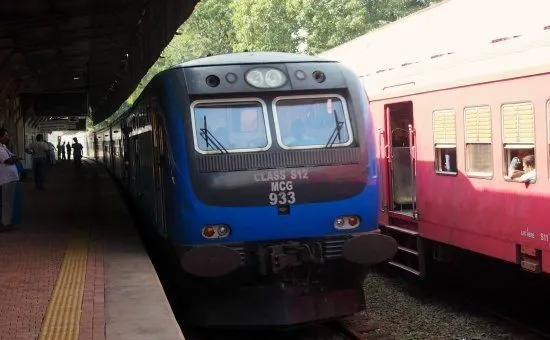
xmin=26 ymin=134 xmax=49 ymax=191
xmin=0 ymin=128 xmax=21 ymax=230
xmin=72 ymin=137 xmax=83 ymax=172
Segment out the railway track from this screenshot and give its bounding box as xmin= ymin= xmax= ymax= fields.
xmin=326 ymin=320 xmax=365 ymax=339
xmin=460 ymin=297 xmax=550 ymax=340
xmin=181 ymin=320 xmax=364 ymax=340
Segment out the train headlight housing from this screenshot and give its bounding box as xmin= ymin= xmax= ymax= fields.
xmin=245 ymin=68 xmax=287 ymax=88
xmin=334 ymin=216 xmax=361 ymax=230
xmin=201 ymin=224 xmax=231 ymax=239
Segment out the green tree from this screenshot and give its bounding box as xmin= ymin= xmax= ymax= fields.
xmin=101 ymin=0 xmax=442 ymax=128
xmin=296 ymin=0 xmax=370 ymax=54
xmin=230 ymin=0 xmax=298 ymax=52
xmin=363 ymin=0 xmax=434 ymax=30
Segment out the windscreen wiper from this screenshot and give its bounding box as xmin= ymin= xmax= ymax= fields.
xmin=199 ymin=116 xmax=228 ymax=154
xmin=325 ymin=110 xmax=344 ymax=148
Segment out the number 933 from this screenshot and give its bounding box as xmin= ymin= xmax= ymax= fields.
xmin=269 ymin=191 xmax=296 ymax=205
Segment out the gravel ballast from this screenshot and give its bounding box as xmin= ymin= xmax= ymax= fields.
xmin=342 ymin=270 xmax=544 ymax=340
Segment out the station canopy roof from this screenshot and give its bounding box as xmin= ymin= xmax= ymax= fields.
xmin=0 ymin=0 xmax=198 ymax=124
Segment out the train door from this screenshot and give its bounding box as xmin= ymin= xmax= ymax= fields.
xmin=384 ymin=101 xmax=417 ymax=218
xmin=122 ymin=124 xmax=130 ymax=184
xmin=382 ymin=101 xmax=426 ymax=277
xmin=151 ymin=100 xmax=166 ymax=235
xmin=132 ymin=138 xmax=141 ymax=198
xmin=93 ymin=134 xmax=99 ymax=160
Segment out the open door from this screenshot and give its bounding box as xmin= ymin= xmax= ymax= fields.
xmin=384 ymin=101 xmax=417 ymax=219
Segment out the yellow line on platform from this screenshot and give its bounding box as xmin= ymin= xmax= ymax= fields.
xmin=38 ymin=229 xmax=89 ymax=340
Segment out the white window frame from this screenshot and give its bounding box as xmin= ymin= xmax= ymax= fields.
xmin=432 ymin=109 xmax=457 ymax=175
xmin=271 ymin=94 xmax=354 ymax=150
xmin=501 ymin=101 xmax=536 ymax=181
xmin=190 ymin=97 xmax=272 ymax=155
xmin=463 ymin=105 xmax=493 ymax=179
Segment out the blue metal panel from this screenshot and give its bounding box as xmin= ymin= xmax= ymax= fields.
xmin=175 ymin=184 xmax=379 ymax=245
xmin=156 ymin=70 xmax=380 ymax=246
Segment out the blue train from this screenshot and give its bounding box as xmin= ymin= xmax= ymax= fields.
xmin=84 ymin=52 xmax=398 ymax=327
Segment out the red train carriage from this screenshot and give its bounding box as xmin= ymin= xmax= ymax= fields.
xmin=352 ymin=31 xmax=550 ymax=276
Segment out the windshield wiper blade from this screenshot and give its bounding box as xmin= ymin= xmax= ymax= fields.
xmin=199 ymin=116 xmax=228 ymax=154
xmin=325 ymin=110 xmax=344 ymax=148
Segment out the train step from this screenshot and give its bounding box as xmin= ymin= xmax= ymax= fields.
xmin=384 ymin=224 xmax=426 ymax=277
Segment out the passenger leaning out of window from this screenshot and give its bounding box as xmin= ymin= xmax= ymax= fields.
xmin=507 ymin=150 xmax=528 ymax=177
xmin=509 ymin=154 xmax=536 ymax=183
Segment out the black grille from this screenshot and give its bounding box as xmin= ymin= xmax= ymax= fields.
xmin=196 ymin=147 xmax=361 ymax=173
xmin=226 ymin=235 xmax=351 ymax=263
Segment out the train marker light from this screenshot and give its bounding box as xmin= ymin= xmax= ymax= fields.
xmin=202 ymin=226 xmax=215 ymax=238
xmin=312 ymin=70 xmax=326 ymax=83
xmin=202 ymin=224 xmax=231 ymax=239
xmin=334 ymin=216 xmax=361 ymax=230
xmin=206 ymin=75 xmax=220 ymax=87
xmin=225 ymin=72 xmax=237 ymax=83
xmin=295 ymin=70 xmax=306 ymax=80
xmin=218 ymin=225 xmax=229 ymax=237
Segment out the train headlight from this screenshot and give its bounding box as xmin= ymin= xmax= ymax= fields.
xmin=334 ymin=216 xmax=361 ymax=230
xmin=201 ymin=224 xmax=231 ymax=239
xmin=245 ymin=67 xmax=287 ymax=88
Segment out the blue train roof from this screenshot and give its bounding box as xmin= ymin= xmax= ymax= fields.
xmin=169 ymin=52 xmax=334 ymax=69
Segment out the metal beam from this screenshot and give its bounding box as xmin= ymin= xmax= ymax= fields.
xmin=0 ymin=4 xmax=141 ymax=28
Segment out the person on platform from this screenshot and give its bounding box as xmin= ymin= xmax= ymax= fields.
xmin=61 ymin=141 xmax=66 ymax=160
xmin=57 ymin=140 xmax=62 ymax=160
xmin=0 ymin=128 xmax=21 ymax=230
xmin=25 ymin=134 xmax=49 ymax=191
xmin=46 ymin=140 xmax=56 ymax=165
xmin=66 ymin=141 xmax=72 ymax=160
xmin=72 ymin=137 xmax=83 ymax=172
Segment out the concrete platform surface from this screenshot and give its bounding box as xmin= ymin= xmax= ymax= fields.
xmin=0 ymin=160 xmax=184 ymax=340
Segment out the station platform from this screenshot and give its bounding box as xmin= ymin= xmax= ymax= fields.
xmin=0 ymin=160 xmax=184 ymax=340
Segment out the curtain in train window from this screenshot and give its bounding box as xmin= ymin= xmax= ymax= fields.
xmin=464 ymin=106 xmax=493 ymax=177
xmin=501 ymin=102 xmax=535 ymax=181
xmin=433 ymin=109 xmax=457 ymax=173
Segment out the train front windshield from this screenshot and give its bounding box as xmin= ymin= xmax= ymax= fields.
xmin=192 ymin=100 xmax=270 ymax=154
xmin=191 ymin=95 xmax=354 ymax=154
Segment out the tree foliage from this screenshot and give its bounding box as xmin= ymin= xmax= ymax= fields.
xmin=230 ymin=0 xmax=297 ymax=53
xmin=102 ymin=0 xmax=442 ymax=125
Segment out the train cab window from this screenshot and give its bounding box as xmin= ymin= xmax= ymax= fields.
xmin=501 ymin=102 xmax=535 ymax=183
xmin=433 ymin=109 xmax=457 ymax=174
xmin=191 ymin=99 xmax=271 ymax=154
xmin=272 ymin=95 xmax=353 ymax=149
xmin=464 ymin=106 xmax=493 ymax=178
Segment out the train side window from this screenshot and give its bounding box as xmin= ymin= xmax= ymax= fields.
xmin=433 ymin=109 xmax=457 ymax=174
xmin=501 ymin=102 xmax=535 ymax=182
xmin=464 ymin=106 xmax=493 ymax=178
